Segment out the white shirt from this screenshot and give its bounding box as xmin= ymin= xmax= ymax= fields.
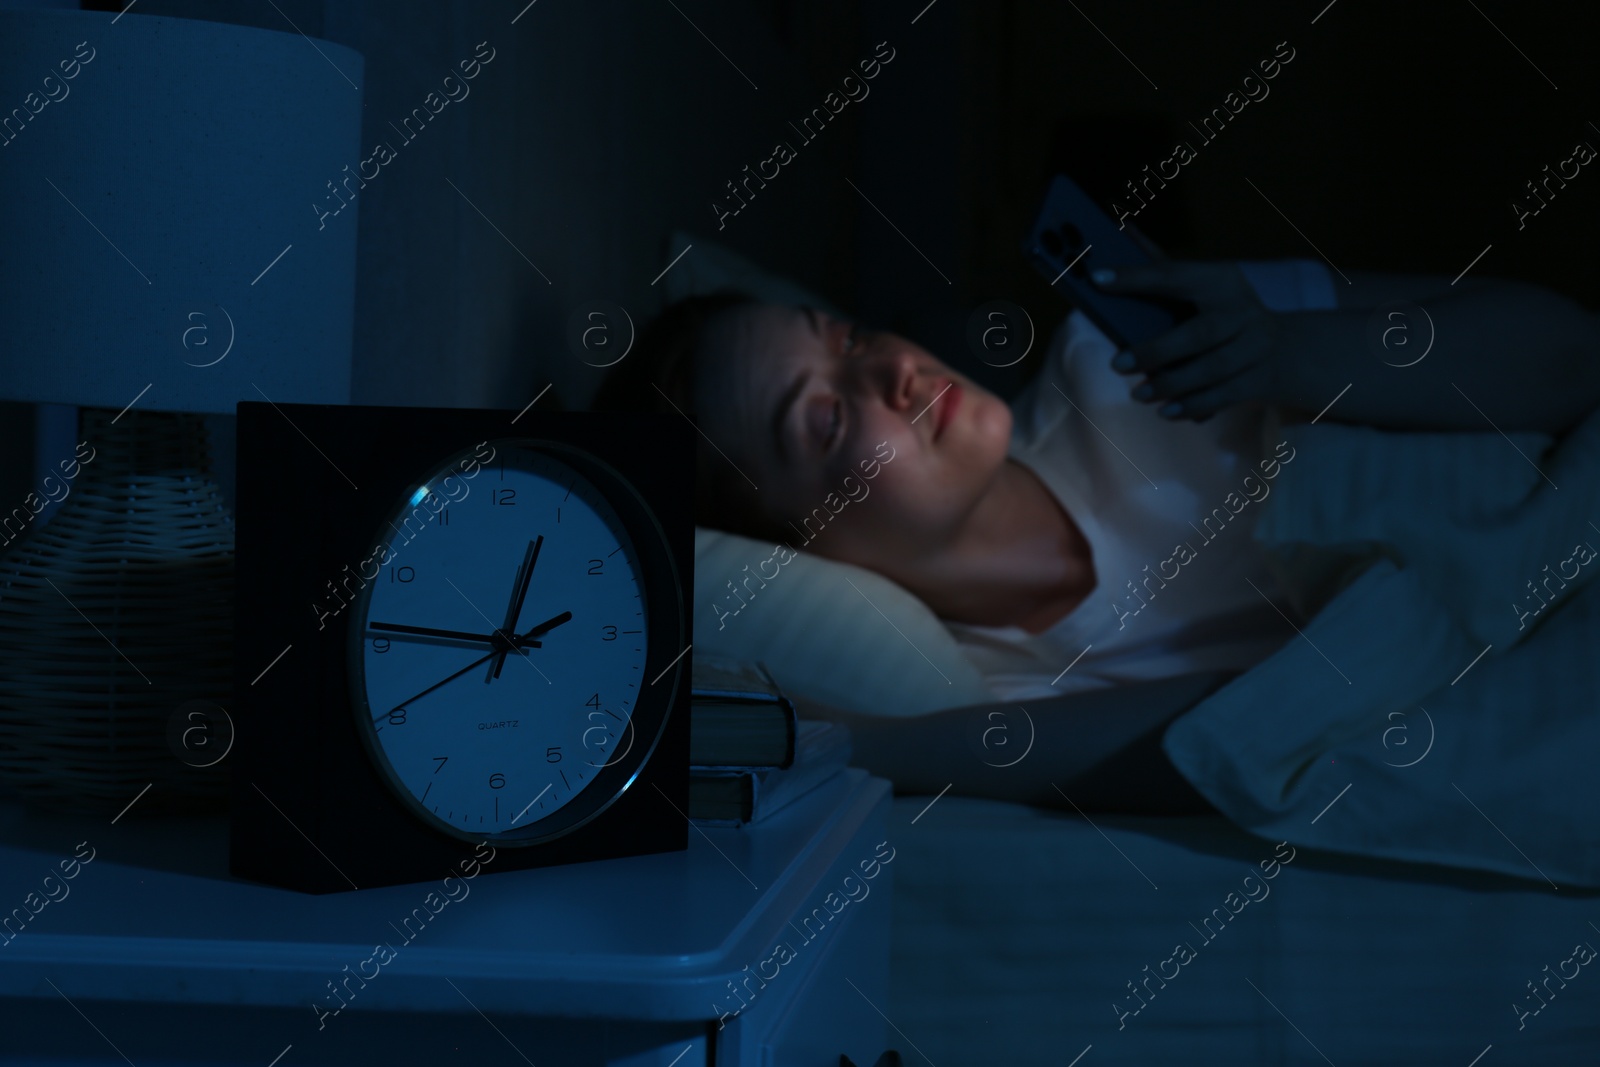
xmin=944 ymin=296 xmax=1310 ymax=700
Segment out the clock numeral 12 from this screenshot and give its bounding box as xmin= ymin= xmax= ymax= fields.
xmin=493 ymin=489 xmax=516 ymax=506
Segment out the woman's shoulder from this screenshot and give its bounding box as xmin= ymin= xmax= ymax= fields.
xmin=1040 ymin=309 xmax=1115 ymax=385
xmin=1008 ymin=310 xmax=1132 ymax=450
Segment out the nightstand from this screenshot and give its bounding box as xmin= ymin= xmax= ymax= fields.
xmin=0 ymin=768 xmax=894 ymax=1066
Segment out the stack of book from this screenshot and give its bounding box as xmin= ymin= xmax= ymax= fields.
xmin=687 ymin=654 xmax=853 ymax=826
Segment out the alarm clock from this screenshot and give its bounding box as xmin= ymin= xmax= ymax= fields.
xmin=229 ymin=402 xmax=694 ymax=893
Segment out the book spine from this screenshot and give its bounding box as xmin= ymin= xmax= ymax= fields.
xmin=751 ymin=724 xmax=853 ymax=822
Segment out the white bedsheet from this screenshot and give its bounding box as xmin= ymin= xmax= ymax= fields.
xmin=886 ymin=795 xmax=1600 ymax=1066
xmin=1164 ymin=396 xmax=1600 ymax=886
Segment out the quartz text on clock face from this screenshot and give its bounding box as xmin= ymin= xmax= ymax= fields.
xmin=351 ymin=444 xmax=649 ymax=843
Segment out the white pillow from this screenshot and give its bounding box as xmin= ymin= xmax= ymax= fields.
xmin=694 ymin=527 xmax=994 ymax=716
xmin=661 ymin=229 xmax=995 ymax=715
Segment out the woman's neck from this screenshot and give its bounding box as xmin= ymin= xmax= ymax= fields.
xmin=901 ymin=458 xmax=1096 ymax=634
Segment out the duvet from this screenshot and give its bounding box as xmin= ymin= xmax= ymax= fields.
xmin=1164 ymin=399 xmax=1600 ymax=886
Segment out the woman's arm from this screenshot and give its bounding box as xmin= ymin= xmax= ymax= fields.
xmin=791 ymin=671 xmax=1234 ymax=814
xmin=1096 ymin=262 xmax=1600 ymax=435
xmin=1278 ymin=274 xmax=1600 ymax=434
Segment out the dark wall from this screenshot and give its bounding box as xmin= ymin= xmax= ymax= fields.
xmin=57 ymin=0 xmax=1599 ymax=416
xmin=958 ymin=0 xmax=1598 ymax=319
xmin=74 ymin=0 xmax=868 ymax=416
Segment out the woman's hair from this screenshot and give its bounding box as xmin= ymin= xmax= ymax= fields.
xmin=589 ymin=289 xmax=795 ymax=543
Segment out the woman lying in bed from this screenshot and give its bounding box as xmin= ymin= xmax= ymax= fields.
xmin=592 ymin=261 xmax=1600 ymax=813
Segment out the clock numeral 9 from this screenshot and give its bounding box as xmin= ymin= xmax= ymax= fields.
xmin=493 ymin=489 xmax=516 ymax=506
xmin=388 ymin=707 xmax=408 ymax=726
xmin=389 ymin=566 xmax=415 ymax=583
xmin=489 ymin=773 xmax=506 ymax=789
xmin=372 ymin=638 xmax=391 ymax=654
xmin=602 ymin=625 xmax=617 ymax=641
xmin=546 ymin=746 xmax=562 ymax=763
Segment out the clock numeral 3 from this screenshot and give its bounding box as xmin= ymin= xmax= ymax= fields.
xmin=602 ymin=625 xmax=617 ymax=641
xmin=489 ymin=773 xmax=506 ymax=789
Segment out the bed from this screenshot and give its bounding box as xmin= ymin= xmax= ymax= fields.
xmin=882 ymin=796 xmax=1600 ymax=1065
xmin=675 ymin=241 xmax=1600 ymax=1065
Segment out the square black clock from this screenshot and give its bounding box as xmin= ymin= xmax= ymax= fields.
xmin=230 ymin=402 xmax=695 ymax=893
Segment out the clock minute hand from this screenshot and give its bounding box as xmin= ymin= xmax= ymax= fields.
xmin=375 ymin=626 xmax=546 ymax=724
xmin=371 ymin=621 xmax=543 ymax=647
xmin=479 ymin=611 xmax=572 ymax=680
xmin=491 ymin=536 xmax=544 ymax=681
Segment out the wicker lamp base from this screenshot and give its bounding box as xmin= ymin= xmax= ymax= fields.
xmin=0 ymin=408 xmax=234 ymax=816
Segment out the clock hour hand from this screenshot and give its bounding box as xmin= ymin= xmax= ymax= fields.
xmin=518 ymin=610 xmax=572 ymax=640
xmin=370 ymin=621 xmax=542 ymax=647
xmin=376 ymin=614 xmax=572 ymax=723
xmin=479 ymin=611 xmax=572 ymax=681
xmin=372 ymin=615 xmax=566 ymax=724
xmin=490 ymin=536 xmax=543 ymax=681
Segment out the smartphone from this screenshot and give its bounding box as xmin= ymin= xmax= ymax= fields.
xmin=1021 ymin=174 xmax=1194 ymax=351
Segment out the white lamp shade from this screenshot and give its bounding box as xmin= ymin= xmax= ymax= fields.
xmin=0 ymin=9 xmax=363 ymax=412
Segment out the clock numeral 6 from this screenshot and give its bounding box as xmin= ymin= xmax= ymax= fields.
xmin=602 ymin=625 xmax=617 ymax=641
xmin=489 ymin=773 xmax=506 ymax=789
xmin=546 ymin=746 xmax=562 ymax=763
xmin=388 ymin=707 xmax=408 ymax=726
xmin=493 ymin=489 xmax=516 ymax=506
xmin=372 ymin=638 xmax=391 ymax=654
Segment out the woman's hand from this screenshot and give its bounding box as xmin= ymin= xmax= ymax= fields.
xmin=1090 ymin=260 xmax=1291 ymax=422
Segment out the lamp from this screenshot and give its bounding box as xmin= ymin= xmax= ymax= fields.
xmin=0 ymin=8 xmax=364 ymax=814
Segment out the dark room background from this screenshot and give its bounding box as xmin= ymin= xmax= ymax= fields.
xmin=3 ymin=0 xmax=1596 ymax=535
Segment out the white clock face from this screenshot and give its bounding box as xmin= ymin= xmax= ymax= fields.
xmin=349 ymin=442 xmax=651 ymax=843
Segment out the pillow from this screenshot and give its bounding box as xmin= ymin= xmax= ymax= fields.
xmin=662 ymin=229 xmax=995 ymax=715
xmin=694 ymin=527 xmax=995 ymax=717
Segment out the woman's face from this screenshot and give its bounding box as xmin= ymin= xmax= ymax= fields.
xmin=695 ymin=302 xmax=1014 ymax=567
